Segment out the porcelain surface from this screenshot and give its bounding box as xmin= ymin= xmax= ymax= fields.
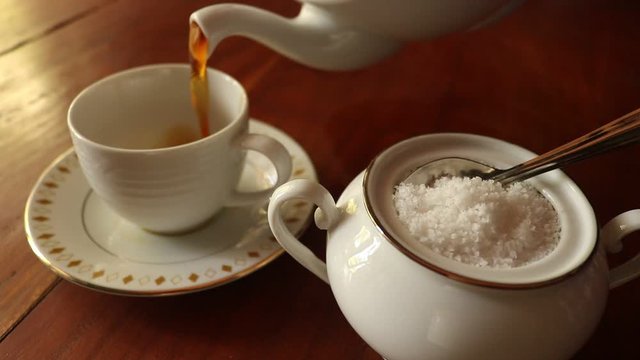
xmin=268 ymin=133 xmax=640 ymax=360
xmin=68 ymin=64 xmax=292 ymax=233
xmin=26 ymin=120 xmax=315 ymax=296
xmin=191 ymin=0 xmax=525 ymax=70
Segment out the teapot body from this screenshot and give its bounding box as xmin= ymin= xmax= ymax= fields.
xmin=302 ymin=0 xmax=524 ymax=40
xmin=326 ymin=173 xmax=608 ymax=360
xmin=191 ymin=0 xmax=525 ymax=70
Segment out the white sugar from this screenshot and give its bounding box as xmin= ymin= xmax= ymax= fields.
xmin=393 ymin=177 xmax=560 ymax=268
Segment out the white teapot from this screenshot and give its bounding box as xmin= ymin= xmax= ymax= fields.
xmin=190 ymin=0 xmax=525 ymax=70
xmin=267 ymin=133 xmax=640 ymax=360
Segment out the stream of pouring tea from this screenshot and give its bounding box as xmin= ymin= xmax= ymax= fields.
xmin=189 ymin=22 xmax=210 ymax=138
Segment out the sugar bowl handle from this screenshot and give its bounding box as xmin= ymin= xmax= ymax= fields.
xmin=601 ymin=209 xmax=640 ymax=288
xmin=268 ymin=179 xmax=340 ymax=283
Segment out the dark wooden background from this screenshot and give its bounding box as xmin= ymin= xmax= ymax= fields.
xmin=1 ymin=0 xmax=639 ymax=358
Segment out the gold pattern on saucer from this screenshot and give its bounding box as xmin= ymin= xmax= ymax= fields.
xmin=37 ymin=199 xmax=53 ymax=205
xmin=49 ymin=247 xmax=65 ymax=254
xmin=222 ymin=265 xmax=232 ymax=272
xmin=43 ymin=182 xmax=58 ymax=188
xmin=189 ymin=273 xmax=199 ymax=282
xmin=38 ymin=233 xmax=54 ymax=240
xmin=58 ymin=166 xmax=70 ymax=173
xmin=293 ymin=168 xmax=305 ymax=176
xmin=33 ymin=216 xmax=49 ymax=222
xmin=68 ymin=260 xmax=82 ymax=267
xmin=248 ymin=251 xmax=259 ymax=258
xmin=155 ymin=276 xmax=166 ymax=285
xmin=123 ymin=275 xmax=134 ymax=284
xmin=92 ymin=270 xmax=104 ymax=279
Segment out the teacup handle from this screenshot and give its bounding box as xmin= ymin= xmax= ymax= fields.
xmin=601 ymin=209 xmax=640 ymax=288
xmin=227 ymin=133 xmax=292 ymax=206
xmin=267 ymin=179 xmax=341 ymax=283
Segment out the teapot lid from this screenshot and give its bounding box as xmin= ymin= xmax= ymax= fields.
xmin=363 ymin=133 xmax=598 ymax=288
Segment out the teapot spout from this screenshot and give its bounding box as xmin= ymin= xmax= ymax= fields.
xmin=190 ymin=3 xmax=401 ymax=71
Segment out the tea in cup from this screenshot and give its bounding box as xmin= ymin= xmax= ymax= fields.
xmin=68 ymin=64 xmax=292 ymax=234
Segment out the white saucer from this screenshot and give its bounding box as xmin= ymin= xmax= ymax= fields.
xmin=25 ymin=120 xmax=316 ymax=296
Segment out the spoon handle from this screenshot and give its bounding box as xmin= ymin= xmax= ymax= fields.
xmin=493 ymin=108 xmax=640 ymax=184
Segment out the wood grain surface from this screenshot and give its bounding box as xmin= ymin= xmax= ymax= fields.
xmin=1 ymin=0 xmax=639 ymax=358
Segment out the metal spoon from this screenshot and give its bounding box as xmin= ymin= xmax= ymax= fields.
xmin=404 ymin=108 xmax=640 ymax=187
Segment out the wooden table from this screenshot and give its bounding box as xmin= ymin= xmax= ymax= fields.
xmin=1 ymin=0 xmax=639 ymax=358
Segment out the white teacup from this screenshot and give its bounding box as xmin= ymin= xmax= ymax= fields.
xmin=68 ymin=64 xmax=292 ymax=234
